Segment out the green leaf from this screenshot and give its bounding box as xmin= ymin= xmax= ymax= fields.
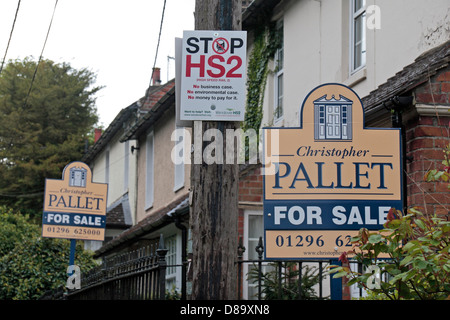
xmin=390 ymin=273 xmax=403 ymax=284
xmin=416 ymin=260 xmax=428 ymax=270
xmin=400 ymin=255 xmax=413 ymax=266
xmin=401 ymin=269 xmax=417 ymax=282
xmin=415 ymin=219 xmax=426 ymax=231
xmin=347 ymin=278 xmax=361 ymax=287
xmin=368 ymin=234 xmax=382 ymax=244
xmin=333 ymin=271 xmax=349 ymax=279
xmin=402 ymin=241 xmax=417 ymax=252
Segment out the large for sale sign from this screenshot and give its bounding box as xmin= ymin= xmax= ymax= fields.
xmin=180 ymin=30 xmax=247 ymax=121
xmin=42 ymin=161 xmax=108 ymax=241
xmin=263 ymin=83 xmax=403 ymax=259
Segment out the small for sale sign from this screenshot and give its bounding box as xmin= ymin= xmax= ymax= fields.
xmin=42 ymin=161 xmax=108 ymax=241
xmin=180 ymin=30 xmax=247 ymax=121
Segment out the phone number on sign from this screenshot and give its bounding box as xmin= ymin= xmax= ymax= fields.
xmin=265 ymin=230 xmax=361 ymax=259
xmin=274 ymin=233 xmax=352 ymax=248
xmin=45 ymin=226 xmax=102 ymax=236
xmin=42 ymin=224 xmax=105 ymax=241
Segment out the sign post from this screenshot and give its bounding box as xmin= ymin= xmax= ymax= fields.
xmin=42 ymin=161 xmax=108 ymax=277
xmin=181 ymin=0 xmax=246 ymax=299
xmin=263 ymin=83 xmax=403 ymax=297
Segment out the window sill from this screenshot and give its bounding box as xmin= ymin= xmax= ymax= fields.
xmin=173 ymin=184 xmax=184 ymax=193
xmin=145 ymin=203 xmax=153 ymax=212
xmin=274 ymin=117 xmax=284 ymax=127
xmin=344 ymin=67 xmax=367 ymax=87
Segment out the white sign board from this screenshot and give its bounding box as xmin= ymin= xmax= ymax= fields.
xmin=180 ymin=30 xmax=247 ymax=121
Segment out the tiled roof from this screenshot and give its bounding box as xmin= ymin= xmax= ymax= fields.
xmin=139 ymin=79 xmax=175 ymax=112
xmin=362 ymin=40 xmax=450 ymax=117
xmin=94 ymin=194 xmax=188 ymax=258
xmin=106 ymin=193 xmax=133 ymax=229
xmin=121 ymin=84 xmax=176 ymax=142
xmin=82 ymin=103 xmax=138 ymax=163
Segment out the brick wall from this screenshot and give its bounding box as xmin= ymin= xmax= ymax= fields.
xmin=415 ymin=70 xmax=450 ymax=105
xmin=406 ymin=116 xmax=450 ymax=216
xmin=406 ymin=67 xmax=450 ymax=218
xmin=238 ymin=165 xmax=263 ymax=203
xmin=238 ymin=165 xmax=263 ymax=299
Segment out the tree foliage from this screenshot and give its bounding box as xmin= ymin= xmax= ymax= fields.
xmin=0 ymin=206 xmax=97 ymax=300
xmin=0 ymin=57 xmax=101 ymax=214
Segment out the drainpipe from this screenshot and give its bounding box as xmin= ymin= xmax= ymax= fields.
xmin=384 ymin=95 xmax=413 ymax=212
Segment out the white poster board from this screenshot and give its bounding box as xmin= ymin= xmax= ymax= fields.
xmin=179 ymin=30 xmax=247 ymax=121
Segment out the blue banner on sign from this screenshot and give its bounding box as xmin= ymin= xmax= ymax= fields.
xmin=264 ymin=199 xmax=402 ymax=231
xmin=42 ymin=212 xmax=106 ymax=228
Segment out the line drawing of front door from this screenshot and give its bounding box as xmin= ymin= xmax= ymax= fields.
xmin=314 ymin=94 xmax=352 ymax=141
xmin=69 ymin=167 xmax=87 ymax=187
xmin=326 ymin=105 xmax=341 ymax=139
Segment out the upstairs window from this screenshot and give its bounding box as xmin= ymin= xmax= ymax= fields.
xmin=173 ymin=126 xmax=185 ymax=192
xmin=274 ymin=20 xmax=284 ymax=122
xmin=145 ymin=131 xmax=154 ymax=209
xmin=350 ymin=0 xmax=366 ymax=73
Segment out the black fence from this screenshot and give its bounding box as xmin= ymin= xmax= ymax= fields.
xmin=40 ymin=234 xmax=169 ymax=300
xmin=41 ymin=235 xmax=366 ymax=300
xmin=237 ymin=236 xmax=332 ymax=300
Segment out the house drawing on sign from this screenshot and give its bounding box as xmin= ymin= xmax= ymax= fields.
xmin=69 ymin=166 xmax=87 ymax=187
xmin=314 ymin=94 xmax=352 ymax=140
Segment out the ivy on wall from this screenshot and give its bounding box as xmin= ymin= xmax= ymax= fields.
xmin=244 ymin=23 xmax=281 ymax=133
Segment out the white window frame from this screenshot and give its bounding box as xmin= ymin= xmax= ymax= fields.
xmin=105 ymin=145 xmax=110 ymax=185
xmin=243 ymin=209 xmax=277 ymax=300
xmin=274 ymin=20 xmax=284 ymax=123
xmin=145 ymin=131 xmax=154 ymax=209
xmin=164 ymin=233 xmax=183 ymax=293
xmin=173 ymin=126 xmax=185 ymax=192
xmin=350 ymin=0 xmax=366 ymax=74
xmin=124 ymin=140 xmax=129 ymax=192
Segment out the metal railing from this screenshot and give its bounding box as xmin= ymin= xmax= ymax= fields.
xmin=237 ymin=237 xmax=332 ymax=300
xmin=41 ymin=234 xmax=169 ymax=300
xmin=41 ymin=234 xmax=370 ymax=300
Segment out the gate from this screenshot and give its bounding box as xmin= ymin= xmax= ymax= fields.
xmin=237 ymin=236 xmax=332 ymax=300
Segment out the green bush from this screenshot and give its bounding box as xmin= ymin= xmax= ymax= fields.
xmin=0 ymin=207 xmax=40 ymax=257
xmin=0 ymin=207 xmax=97 ymax=300
xmin=329 ymin=208 xmax=450 ymax=300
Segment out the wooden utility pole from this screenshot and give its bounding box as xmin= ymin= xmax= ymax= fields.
xmin=189 ymin=0 xmax=242 ymax=300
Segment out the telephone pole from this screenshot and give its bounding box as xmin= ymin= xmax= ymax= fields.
xmin=189 ymin=0 xmax=242 ymax=300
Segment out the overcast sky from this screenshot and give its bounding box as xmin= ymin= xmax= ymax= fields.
xmin=0 ymin=0 xmax=195 ymax=127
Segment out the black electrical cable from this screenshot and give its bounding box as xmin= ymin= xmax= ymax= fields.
xmin=149 ymin=0 xmax=167 ymax=86
xmin=0 ymin=0 xmax=21 ymax=75
xmin=23 ymin=0 xmax=58 ymax=108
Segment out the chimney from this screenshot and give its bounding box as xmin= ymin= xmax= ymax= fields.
xmin=152 ymin=67 xmax=161 ymax=86
xmin=94 ymin=128 xmax=102 ymax=143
